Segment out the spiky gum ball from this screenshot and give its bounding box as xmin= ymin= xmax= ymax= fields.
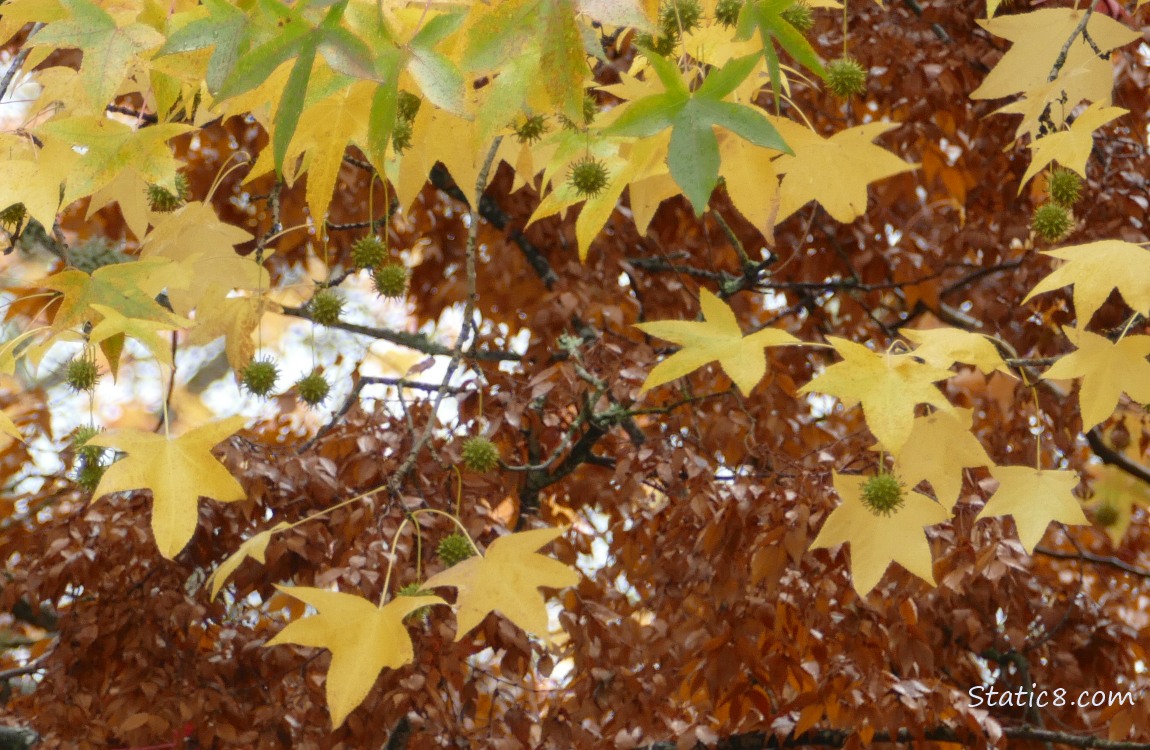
xmin=461 ymin=436 xmax=500 ymax=473
xmin=826 ymin=57 xmax=867 ymax=98
xmin=75 ymin=462 xmax=105 ymax=493
xmin=351 ymin=235 xmax=388 ymax=269
xmin=781 ymin=0 xmax=814 ymax=32
xmin=437 ymin=532 xmax=476 ymax=567
xmin=240 ymin=356 xmax=279 ymax=397
xmin=1031 ymin=202 xmax=1073 ymax=243
xmin=715 ymin=0 xmax=744 ymax=26
xmin=65 ymin=356 xmax=100 ymax=392
xmin=147 ymin=173 xmax=191 ymax=212
xmin=514 ymin=114 xmax=549 ymax=144
xmin=296 ymin=371 xmax=331 ymax=407
xmin=659 ymin=0 xmax=703 ymax=37
xmin=860 ymin=473 xmax=905 ymax=517
xmin=70 ymin=424 xmax=105 ymax=462
xmin=1047 ymin=167 xmax=1082 ymax=207
xmin=1093 ymin=502 xmax=1120 ymax=528
xmin=396 ymin=90 xmax=422 ymax=123
xmin=0 ymin=203 xmax=26 ymax=226
xmin=308 ymin=288 xmax=344 ymax=326
xmin=373 ymin=263 xmax=409 ymax=299
xmin=397 ymin=582 xmax=435 ymax=622
xmin=568 ymin=156 xmax=610 ymax=199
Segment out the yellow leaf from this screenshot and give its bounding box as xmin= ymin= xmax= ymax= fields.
xmin=1023 ymin=241 xmax=1150 ymax=325
xmin=1019 ymin=103 xmax=1127 ymax=188
xmin=768 ymin=117 xmax=915 ymax=223
xmin=718 ymin=130 xmax=781 ymax=235
xmin=207 ymin=521 xmax=291 ymax=599
xmin=798 ymin=338 xmax=955 ymax=453
xmin=0 ymin=138 xmax=75 ymax=230
xmin=976 ymin=466 xmax=1087 ymax=553
xmin=885 ymin=409 xmax=993 ymax=511
xmin=186 ymin=290 xmax=275 ymax=372
xmin=970 ymin=8 xmax=1139 ymax=103
xmin=266 ymin=587 xmax=445 ymax=728
xmin=86 ymin=169 xmax=152 ymax=241
xmin=87 ymin=416 xmax=247 ymax=559
xmin=902 ymin=327 xmax=1010 ymax=374
xmin=635 ymin=288 xmax=799 ymax=395
xmin=810 ymin=472 xmax=950 ymax=596
xmin=1041 ymin=327 xmax=1150 ymax=431
xmin=423 ymin=526 xmax=578 ymax=644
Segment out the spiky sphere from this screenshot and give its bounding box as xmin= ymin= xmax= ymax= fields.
xmin=65 ymin=357 xmax=100 ymax=392
xmin=75 ymin=462 xmax=106 ymax=493
xmin=715 ymin=0 xmax=744 ymax=26
xmin=514 ymin=114 xmax=548 ymax=144
xmin=240 ymin=357 xmax=279 ymax=397
xmin=392 ymin=118 xmax=413 ymax=153
xmin=308 ymin=288 xmax=344 ymax=326
xmin=397 ymin=582 xmax=435 ymax=623
xmin=396 ymin=90 xmax=422 ymax=122
xmin=437 ymin=533 xmax=476 ymax=567
xmin=860 ymin=473 xmax=905 ymax=517
xmin=1031 ymin=202 xmax=1073 ymax=243
xmin=146 ymin=173 xmax=191 ymax=212
xmin=351 ymin=236 xmax=388 ymax=269
xmin=659 ymin=0 xmax=703 ymax=36
xmin=636 ymin=31 xmax=678 ymax=57
xmin=1093 ymin=502 xmax=1120 ymax=528
xmin=568 ymin=156 xmax=611 ymax=199
xmin=781 ymin=0 xmax=814 ymax=33
xmin=1048 ymin=168 xmax=1082 ymax=207
xmin=461 ymin=436 xmax=500 ymax=473
xmin=373 ymin=263 xmax=409 ymax=299
xmin=0 ymin=203 xmax=26 ymax=226
xmin=826 ymin=57 xmax=867 ymax=98
xmin=70 ymin=425 xmax=105 ymax=462
xmin=295 ymin=371 xmax=331 ymax=407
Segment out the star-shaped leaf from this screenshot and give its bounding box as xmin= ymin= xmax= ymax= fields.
xmin=88 ymin=416 xmax=248 ymax=559
xmin=1020 ymin=102 xmax=1127 ymax=188
xmin=799 ymin=337 xmax=956 ymax=453
xmin=39 ymin=116 xmax=192 ymax=207
xmin=266 ymin=587 xmax=445 ymax=728
xmin=769 ymin=117 xmax=916 ymax=223
xmin=87 ymin=304 xmax=190 ymax=375
xmin=155 ymin=0 xmax=253 ymax=93
xmin=1023 ymin=241 xmax=1150 ymax=325
xmin=811 ymin=472 xmax=951 ymax=596
xmin=423 ymin=526 xmax=579 ymax=644
xmin=735 ymin=0 xmax=827 ymax=94
xmin=635 ymin=288 xmax=799 ymax=394
xmin=42 ymin=258 xmax=184 ymax=332
xmin=607 ymin=52 xmax=788 ymax=213
xmin=976 ymin=466 xmax=1088 ymax=553
xmin=1041 ymin=327 xmax=1150 ymax=431
xmin=32 ymin=0 xmax=163 ymax=108
xmin=884 ymin=409 xmax=993 ymax=511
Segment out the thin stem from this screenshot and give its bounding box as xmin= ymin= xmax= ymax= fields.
xmin=378 ymin=517 xmax=412 ymax=607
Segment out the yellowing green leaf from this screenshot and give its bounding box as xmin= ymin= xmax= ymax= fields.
xmin=1023 ymin=241 xmax=1150 ymax=325
xmin=811 ymin=472 xmax=950 ymax=596
xmin=88 ymin=416 xmax=247 ymax=559
xmin=902 ymin=327 xmax=1010 ymax=374
xmin=635 ymin=288 xmax=799 ymax=395
xmin=40 ymin=116 xmax=192 ymax=207
xmin=423 ymin=526 xmax=578 ymax=644
xmin=266 ymin=587 xmax=445 ymax=728
xmin=768 ymin=117 xmax=915 ymax=223
xmin=207 ymin=521 xmax=291 ymax=599
xmin=87 ymin=303 xmax=190 ymax=375
xmin=798 ymin=338 xmax=956 ymax=453
xmin=976 ymin=466 xmax=1087 ymax=553
xmin=1041 ymin=328 xmax=1150 ymax=431
xmin=1020 ymin=103 xmax=1127 ymax=188
xmin=42 ymin=259 xmax=183 ymax=332
xmin=885 ymin=409 xmax=993 ymax=511
xmin=32 ymin=0 xmax=162 ymax=108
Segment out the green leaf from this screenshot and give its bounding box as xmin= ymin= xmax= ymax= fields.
xmin=157 ymin=0 xmax=252 ymax=92
xmin=274 ymin=45 xmax=317 ymax=175
xmin=737 ymin=0 xmax=826 ymax=93
xmin=668 ymin=105 xmax=721 ymax=214
xmin=696 ymin=99 xmax=789 ymax=153
xmin=696 ymin=52 xmax=759 ymax=100
xmin=608 ymin=92 xmax=685 ymax=137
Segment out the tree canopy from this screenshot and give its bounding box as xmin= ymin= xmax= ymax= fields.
xmin=0 ymin=0 xmax=1149 ymax=748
